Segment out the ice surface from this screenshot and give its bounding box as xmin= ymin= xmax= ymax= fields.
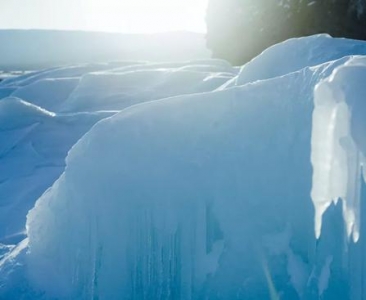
xmin=1 ymin=35 xmax=366 ymax=299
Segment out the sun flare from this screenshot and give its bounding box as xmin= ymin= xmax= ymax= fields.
xmin=84 ymin=0 xmax=208 ymax=33
xmin=0 ymin=0 xmax=208 ymax=34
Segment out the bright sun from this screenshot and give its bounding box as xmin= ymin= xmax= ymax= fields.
xmin=81 ymin=0 xmax=208 ymax=33
xmin=0 ymin=0 xmax=208 ymax=34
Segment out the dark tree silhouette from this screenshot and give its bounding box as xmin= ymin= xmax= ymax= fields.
xmin=206 ymin=0 xmax=366 ymax=65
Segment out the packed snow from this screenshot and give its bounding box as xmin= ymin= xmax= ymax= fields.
xmin=0 ymin=34 xmax=366 ymax=299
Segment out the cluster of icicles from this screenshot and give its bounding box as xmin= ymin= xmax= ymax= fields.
xmin=311 ymin=57 xmax=366 ymax=242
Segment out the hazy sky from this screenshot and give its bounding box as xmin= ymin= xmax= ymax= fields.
xmin=0 ymin=0 xmax=208 ymax=33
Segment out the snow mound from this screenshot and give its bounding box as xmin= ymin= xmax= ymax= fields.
xmin=237 ymin=34 xmax=366 ymax=85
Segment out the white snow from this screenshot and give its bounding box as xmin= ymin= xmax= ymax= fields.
xmin=0 ymin=34 xmax=366 ymax=299
xmin=237 ymin=34 xmax=366 ymax=85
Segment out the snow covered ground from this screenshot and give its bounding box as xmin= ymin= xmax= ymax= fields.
xmin=1 ymin=34 xmax=366 ymax=299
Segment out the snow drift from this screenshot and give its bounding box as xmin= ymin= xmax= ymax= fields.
xmin=1 ymin=34 xmax=366 ymax=299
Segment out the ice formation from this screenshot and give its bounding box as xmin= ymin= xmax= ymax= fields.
xmin=0 ymin=34 xmax=366 ymax=299
xmin=311 ymin=56 xmax=366 ymax=241
xmin=26 ymin=73 xmax=318 ymax=298
xmin=0 ymin=61 xmax=232 ymax=245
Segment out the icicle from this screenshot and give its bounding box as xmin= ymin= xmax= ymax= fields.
xmin=311 ymin=61 xmax=366 ymax=242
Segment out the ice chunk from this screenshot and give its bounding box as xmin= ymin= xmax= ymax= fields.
xmin=26 ymin=66 xmax=323 ymax=298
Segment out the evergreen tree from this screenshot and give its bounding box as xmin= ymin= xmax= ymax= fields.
xmin=206 ymin=0 xmax=366 ymax=65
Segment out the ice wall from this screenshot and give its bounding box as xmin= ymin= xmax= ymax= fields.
xmin=26 ymin=60 xmax=345 ymax=298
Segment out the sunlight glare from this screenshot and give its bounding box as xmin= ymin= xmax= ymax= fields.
xmin=0 ymin=0 xmax=208 ymax=34
xmin=84 ymin=0 xmax=208 ymax=33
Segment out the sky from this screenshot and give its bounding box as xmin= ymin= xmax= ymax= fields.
xmin=0 ymin=0 xmax=208 ymax=33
